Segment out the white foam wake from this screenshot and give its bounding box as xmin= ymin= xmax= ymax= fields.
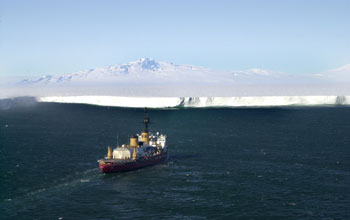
xmin=37 ymin=96 xmax=350 ymax=108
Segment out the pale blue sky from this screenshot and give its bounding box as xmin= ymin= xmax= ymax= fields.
xmin=1 ymin=0 xmax=350 ymax=79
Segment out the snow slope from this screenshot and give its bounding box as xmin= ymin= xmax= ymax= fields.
xmin=5 ymin=59 xmax=350 ymax=103
xmin=315 ymin=64 xmax=350 ymax=82
xmin=38 ymin=96 xmax=350 ymax=108
xmin=19 ymin=58 xmax=286 ymax=85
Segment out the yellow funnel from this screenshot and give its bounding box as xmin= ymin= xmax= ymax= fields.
xmin=107 ymin=146 xmax=112 ymax=159
xmin=130 ymin=136 xmax=138 ymax=148
xmin=141 ymin=131 xmax=149 ymax=145
xmin=132 ymin=147 xmax=137 ymax=159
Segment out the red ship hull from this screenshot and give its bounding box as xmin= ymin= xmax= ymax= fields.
xmin=99 ymin=151 xmax=168 ymax=173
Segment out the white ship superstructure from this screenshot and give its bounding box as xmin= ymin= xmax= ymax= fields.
xmin=98 ymin=108 xmax=168 ymax=173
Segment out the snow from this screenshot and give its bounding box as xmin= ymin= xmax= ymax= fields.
xmin=37 ymin=96 xmax=350 ymax=108
xmin=2 ymin=59 xmax=350 ymax=102
xmin=38 ymin=96 xmax=181 ymax=108
xmin=18 ymin=58 xmax=286 ymax=85
xmin=315 ymin=64 xmax=350 ymax=82
xmin=9 ymin=59 xmax=350 ymax=87
xmin=329 ymin=64 xmax=350 ymax=72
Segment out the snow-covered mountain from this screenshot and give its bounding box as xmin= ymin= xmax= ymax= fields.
xmin=314 ymin=64 xmax=350 ymax=82
xmin=5 ymin=58 xmax=348 ymax=100
xmin=20 ymin=58 xmax=285 ymax=85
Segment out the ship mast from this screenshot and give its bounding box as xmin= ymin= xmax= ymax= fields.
xmin=141 ymin=107 xmax=150 ymax=145
xmin=143 ymin=107 xmax=150 ymax=132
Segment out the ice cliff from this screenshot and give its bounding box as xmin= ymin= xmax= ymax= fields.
xmin=37 ymin=96 xmax=350 ymax=108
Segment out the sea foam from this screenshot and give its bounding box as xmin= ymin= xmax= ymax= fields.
xmin=37 ymin=96 xmax=350 ymax=108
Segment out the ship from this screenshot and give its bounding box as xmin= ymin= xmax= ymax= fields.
xmin=98 ymin=108 xmax=168 ymax=173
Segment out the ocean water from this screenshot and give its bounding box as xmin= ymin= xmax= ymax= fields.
xmin=1 ymin=98 xmax=350 ymax=219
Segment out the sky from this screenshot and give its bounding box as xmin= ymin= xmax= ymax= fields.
xmin=1 ymin=0 xmax=350 ymax=80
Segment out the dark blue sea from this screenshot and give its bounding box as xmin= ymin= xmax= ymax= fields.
xmin=1 ymin=98 xmax=350 ymax=220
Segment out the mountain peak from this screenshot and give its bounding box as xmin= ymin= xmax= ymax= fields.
xmin=135 ymin=58 xmax=160 ymax=71
xmin=138 ymin=57 xmax=154 ymax=62
xmin=18 ymin=59 xmax=292 ymax=86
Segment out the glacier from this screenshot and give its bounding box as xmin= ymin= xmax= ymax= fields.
xmin=37 ymin=96 xmax=350 ymax=108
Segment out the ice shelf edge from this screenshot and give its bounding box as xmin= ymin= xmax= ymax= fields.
xmin=36 ymin=96 xmax=350 ymax=108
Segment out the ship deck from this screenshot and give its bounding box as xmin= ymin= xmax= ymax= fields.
xmin=99 ymin=158 xmax=134 ymax=163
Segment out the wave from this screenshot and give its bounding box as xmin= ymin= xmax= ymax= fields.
xmin=36 ymin=96 xmax=350 ymax=108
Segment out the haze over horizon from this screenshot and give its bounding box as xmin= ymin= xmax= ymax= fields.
xmin=12 ymin=57 xmax=350 ymax=85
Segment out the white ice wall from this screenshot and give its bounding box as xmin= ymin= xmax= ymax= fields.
xmin=37 ymin=96 xmax=350 ymax=108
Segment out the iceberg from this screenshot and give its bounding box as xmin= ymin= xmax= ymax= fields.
xmin=37 ymin=96 xmax=350 ymax=108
